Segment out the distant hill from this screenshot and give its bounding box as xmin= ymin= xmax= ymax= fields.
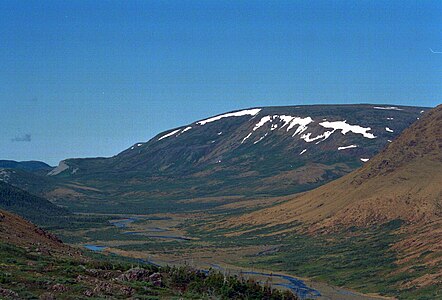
xmin=0 ymin=160 xmax=53 ymax=172
xmin=0 ymin=181 xmax=70 ymax=226
xmin=45 ymin=104 xmax=427 ymax=213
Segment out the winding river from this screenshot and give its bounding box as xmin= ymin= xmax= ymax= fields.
xmin=83 ymin=216 xmax=387 ymax=300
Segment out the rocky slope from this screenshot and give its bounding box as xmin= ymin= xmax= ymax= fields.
xmin=0 ymin=209 xmax=71 ymax=255
xmin=43 ymin=104 xmax=426 ymax=213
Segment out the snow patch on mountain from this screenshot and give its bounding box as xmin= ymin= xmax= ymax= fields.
xmin=338 ymin=145 xmax=358 ymax=150
xmin=319 ymin=121 xmax=376 ymax=139
xmin=385 ymin=127 xmax=394 ymax=133
xmin=254 ymin=133 xmax=268 ymax=144
xmin=181 ymin=127 xmax=192 ymax=133
xmin=197 ymin=109 xmax=261 ymax=125
xmin=301 ymin=131 xmax=334 ymax=143
xmin=158 ymin=129 xmax=182 ymax=141
xmin=373 ymin=106 xmax=403 ymax=111
xmin=243 ymin=115 xmax=314 ymax=143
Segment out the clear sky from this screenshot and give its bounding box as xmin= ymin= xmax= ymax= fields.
xmin=1 ymin=0 xmax=441 ymax=165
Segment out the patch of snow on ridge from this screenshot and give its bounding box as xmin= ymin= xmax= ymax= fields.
xmin=373 ymin=106 xmax=403 ymax=111
xmin=338 ymin=145 xmax=358 ymax=150
xmin=319 ymin=120 xmax=376 ymax=139
xmin=254 ymin=116 xmax=272 ymax=130
xmin=242 ymin=132 xmax=253 ymax=144
xmin=385 ymin=127 xmax=394 ymax=133
xmin=137 ymin=143 xmax=143 ymax=146
xmin=181 ymin=126 xmax=192 ymax=133
xmin=197 ymin=108 xmax=261 ymax=125
xmin=301 ymin=131 xmax=334 ymax=143
xmin=242 ymin=115 xmax=314 ymax=143
xmin=241 ymin=116 xmax=272 ymax=143
xmin=254 ymin=133 xmax=268 ymax=144
xmin=360 ymin=158 xmax=369 ymax=162
xmin=286 ymin=117 xmax=314 ymax=135
xmin=158 ymin=129 xmax=181 ymax=141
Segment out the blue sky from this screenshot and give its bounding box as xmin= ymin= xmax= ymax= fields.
xmin=1 ymin=0 xmax=441 ymax=165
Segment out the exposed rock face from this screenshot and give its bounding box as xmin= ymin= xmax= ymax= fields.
xmin=116 ymin=268 xmax=163 ymax=287
xmin=117 ymin=268 xmax=151 ymax=282
xmin=34 ymin=228 xmax=62 ymax=243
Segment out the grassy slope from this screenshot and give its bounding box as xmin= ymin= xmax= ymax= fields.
xmin=0 ymin=209 xmax=298 ymax=299
xmin=186 ymin=218 xmax=441 ymax=300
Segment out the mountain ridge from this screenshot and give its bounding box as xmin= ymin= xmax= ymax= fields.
xmin=0 ymin=160 xmax=53 ymax=172
xmin=229 ymin=105 xmax=441 ymax=229
xmin=38 ymin=104 xmax=427 ymax=213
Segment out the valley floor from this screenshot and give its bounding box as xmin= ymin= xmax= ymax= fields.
xmin=53 ymin=212 xmax=430 ymax=300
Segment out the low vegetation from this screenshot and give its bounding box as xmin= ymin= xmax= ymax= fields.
xmin=0 ymin=242 xmax=297 ymax=299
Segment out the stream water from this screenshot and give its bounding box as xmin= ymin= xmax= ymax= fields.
xmin=83 ymin=216 xmax=379 ymax=300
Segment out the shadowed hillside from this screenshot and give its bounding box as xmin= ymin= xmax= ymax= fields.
xmin=0 ymin=181 xmax=70 ymax=226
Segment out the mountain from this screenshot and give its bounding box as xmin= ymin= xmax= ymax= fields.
xmin=228 ymin=104 xmax=442 ymax=289
xmin=45 ymin=104 xmax=426 ymax=213
xmin=231 ymin=104 xmax=442 ymax=229
xmin=0 ymin=160 xmax=53 ymax=172
xmin=0 ymin=181 xmax=70 ymax=226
